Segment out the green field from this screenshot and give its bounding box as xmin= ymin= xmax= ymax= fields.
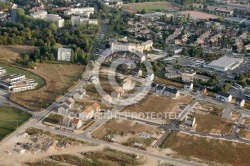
xmin=0 ymin=106 xmax=32 ymax=141
xmin=122 ymin=2 xmax=177 ymax=12
xmin=0 ymin=64 xmax=45 ymax=89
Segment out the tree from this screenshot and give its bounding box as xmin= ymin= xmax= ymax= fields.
xmin=141 ymin=9 xmax=146 ymax=14
xmin=49 ymin=23 xmax=57 ymax=33
xmin=187 ymin=13 xmax=190 ymax=22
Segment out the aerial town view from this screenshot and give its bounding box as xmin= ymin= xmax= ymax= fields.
xmin=1 ymin=0 xmax=250 ymax=165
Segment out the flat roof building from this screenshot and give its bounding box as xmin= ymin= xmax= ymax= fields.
xmin=64 ymin=7 xmax=94 ymax=17
xmin=58 ymin=48 xmax=71 ymax=61
xmin=71 ymin=16 xmax=98 ymax=26
xmin=30 ymin=10 xmax=64 ymax=28
xmin=204 ymin=56 xmax=243 ymax=71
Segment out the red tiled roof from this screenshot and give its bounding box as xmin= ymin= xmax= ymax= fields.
xmin=72 ymin=118 xmax=80 ymax=124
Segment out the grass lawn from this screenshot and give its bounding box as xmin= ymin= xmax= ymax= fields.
xmin=161 ymin=132 xmax=250 ymax=166
xmin=122 ymin=2 xmax=177 ymax=12
xmin=0 ymin=64 xmax=45 ymax=89
xmin=0 ymin=106 xmax=31 ymax=141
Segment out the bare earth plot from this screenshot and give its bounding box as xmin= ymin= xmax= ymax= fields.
xmin=122 ymin=2 xmax=179 ymax=12
xmin=178 ymin=11 xmax=219 ymax=19
xmin=122 ymin=94 xmax=193 ymax=122
xmin=9 ymin=63 xmax=85 ymax=111
xmin=25 ymin=147 xmax=144 ymax=166
xmin=193 ymin=102 xmax=234 ymax=135
xmin=238 ymin=117 xmax=250 ymax=139
xmin=161 ymin=132 xmax=250 ymax=166
xmin=92 ymin=119 xmax=162 ymax=150
xmin=0 ymin=45 xmax=37 ymax=64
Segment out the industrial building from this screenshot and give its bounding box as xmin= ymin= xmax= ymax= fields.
xmin=204 ymin=56 xmax=244 ymax=71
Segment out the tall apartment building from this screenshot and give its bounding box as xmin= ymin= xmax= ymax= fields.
xmin=30 ymin=10 xmax=64 ymax=28
xmin=57 ymin=48 xmax=72 ymax=61
xmin=71 ymin=16 xmax=98 ymax=26
xmin=64 ymin=7 xmax=94 ymax=17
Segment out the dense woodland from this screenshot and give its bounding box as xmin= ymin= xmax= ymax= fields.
xmin=0 ymin=6 xmax=100 ymax=66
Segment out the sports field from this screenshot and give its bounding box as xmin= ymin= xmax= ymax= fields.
xmin=178 ymin=11 xmax=219 ymax=19
xmin=122 ymin=2 xmax=179 ymax=12
xmin=0 ymin=106 xmax=31 ymax=141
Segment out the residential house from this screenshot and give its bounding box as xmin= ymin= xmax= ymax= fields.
xmin=197 ymin=86 xmax=207 ymax=95
xmin=57 ymin=104 xmax=69 ymax=115
xmin=61 ymin=118 xmax=71 ymax=127
xmin=91 ymin=76 xmax=99 ymax=84
xmin=216 ymin=91 xmax=232 ymax=102
xmin=133 ymin=68 xmax=142 ymax=77
xmin=71 ymin=118 xmax=83 ymax=130
xmin=170 ymin=47 xmax=182 ymax=54
xmin=184 ymin=116 xmax=196 ymax=127
xmin=184 ymin=82 xmax=193 ymax=91
xmin=123 ymin=76 xmax=133 ymax=90
xmin=150 ymin=83 xmax=158 ymax=92
xmin=91 ymin=102 xmax=101 ymax=112
xmin=146 ymin=72 xmax=154 ymax=81
xmin=101 ymin=94 xmax=112 ymax=105
xmin=163 ymin=87 xmax=180 ymax=99
xmin=65 ymin=97 xmax=75 ymax=109
xmin=80 ymin=106 xmax=94 ymax=121
xmin=111 ymin=88 xmax=124 ymax=98
xmin=156 ymin=85 xmax=165 ymax=94
xmin=236 ymin=97 xmax=245 ymax=107
xmin=73 ymin=89 xmax=86 ymax=100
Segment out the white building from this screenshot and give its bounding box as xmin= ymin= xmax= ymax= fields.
xmin=79 ymin=106 xmax=94 ymax=121
xmin=57 ymin=48 xmax=71 ymax=61
xmin=71 ymin=16 xmax=98 ymax=26
xmin=216 ymin=91 xmax=232 ymax=102
xmin=184 ymin=82 xmax=193 ymax=91
xmin=71 ymin=118 xmax=83 ymax=130
xmin=236 ymin=98 xmax=245 ymax=107
xmin=64 ymin=7 xmax=95 ymax=17
xmin=0 ymin=66 xmax=6 ymax=75
xmin=30 ymin=10 xmax=64 ymax=28
xmin=204 ymin=56 xmax=244 ymax=72
xmin=184 ymin=116 xmax=196 ymax=127
xmin=111 ymin=40 xmax=153 ymax=53
xmin=73 ymin=89 xmax=86 ymax=100
xmin=0 ymin=74 xmax=38 ymax=92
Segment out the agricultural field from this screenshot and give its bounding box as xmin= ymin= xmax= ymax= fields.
xmin=92 ymin=119 xmax=162 ymax=150
xmin=9 ymin=63 xmax=85 ymax=111
xmin=178 ymin=11 xmax=219 ymax=19
xmin=161 ymin=132 xmax=250 ymax=166
xmin=122 ymin=93 xmax=193 ymax=122
xmin=193 ymin=102 xmax=234 ymax=135
xmin=0 ymin=45 xmax=37 ymax=64
xmin=122 ymin=2 xmax=179 ymax=12
xmin=0 ymin=106 xmax=31 ymax=141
